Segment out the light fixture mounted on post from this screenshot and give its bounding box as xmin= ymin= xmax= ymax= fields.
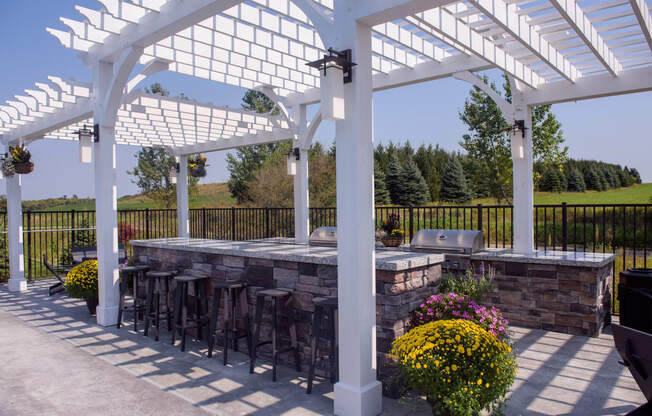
xmin=511 ymin=119 xmax=527 ymax=138
xmin=170 ymin=162 xmax=180 ymax=184
xmin=307 ymin=48 xmax=356 ymax=121
xmin=76 ymin=124 xmax=99 ymax=164
xmin=286 ymin=147 xmax=300 ymax=176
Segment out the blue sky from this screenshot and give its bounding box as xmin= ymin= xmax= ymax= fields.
xmin=1 ymin=1 xmax=650 ymax=201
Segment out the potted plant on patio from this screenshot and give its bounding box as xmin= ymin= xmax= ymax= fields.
xmin=8 ymin=144 xmax=34 ymax=174
xmin=65 ymin=260 xmax=99 ymax=315
xmin=392 ymin=319 xmax=517 ymax=416
xmin=188 ymin=154 xmax=208 ymax=178
xmin=378 ymin=213 xmax=404 ymax=247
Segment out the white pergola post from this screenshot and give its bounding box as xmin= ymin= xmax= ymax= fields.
xmin=293 ymin=104 xmax=309 ymax=244
xmin=510 ymin=87 xmax=535 ymax=254
xmin=6 ymin=168 xmax=27 ymax=292
xmin=93 ymin=60 xmax=121 ymax=326
xmin=176 ymin=155 xmax=189 ymax=238
xmin=333 ymin=15 xmax=382 ymax=416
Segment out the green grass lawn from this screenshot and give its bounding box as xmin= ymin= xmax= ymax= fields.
xmin=44 ymin=183 xmax=236 ymax=211
xmin=473 ymin=183 xmax=652 ymax=206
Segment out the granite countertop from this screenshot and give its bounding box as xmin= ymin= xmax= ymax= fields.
xmin=471 ymin=248 xmax=615 ymax=267
xmin=131 ymin=238 xmax=445 ymax=271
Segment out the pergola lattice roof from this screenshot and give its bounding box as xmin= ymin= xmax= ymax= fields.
xmin=0 ymin=76 xmax=291 ymax=153
xmin=1 ymin=0 xmax=652 ymax=148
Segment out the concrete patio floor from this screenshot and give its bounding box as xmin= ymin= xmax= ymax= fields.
xmin=0 ymin=280 xmax=645 ymax=416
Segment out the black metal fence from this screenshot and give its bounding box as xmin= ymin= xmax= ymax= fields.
xmin=1 ymin=204 xmax=650 ymax=310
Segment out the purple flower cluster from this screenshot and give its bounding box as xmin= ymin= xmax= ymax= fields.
xmin=413 ymin=293 xmax=510 ymax=342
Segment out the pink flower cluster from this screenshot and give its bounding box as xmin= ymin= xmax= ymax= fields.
xmin=413 ymin=292 xmax=510 ymax=342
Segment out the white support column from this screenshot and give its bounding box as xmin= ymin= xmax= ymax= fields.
xmin=293 ymin=104 xmax=310 ymax=244
xmin=332 ymin=14 xmax=382 ymax=416
xmin=176 ymin=155 xmax=190 ymax=238
xmin=510 ymin=87 xmax=535 ymax=254
xmin=93 ymin=61 xmax=120 ymax=326
xmin=6 ymin=170 xmax=27 ymax=292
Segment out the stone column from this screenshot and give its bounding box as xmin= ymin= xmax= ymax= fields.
xmin=6 ymin=169 xmax=27 ymax=292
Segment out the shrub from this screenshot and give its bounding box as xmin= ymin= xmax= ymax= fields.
xmin=65 ymin=260 xmax=98 ymax=299
xmin=392 ymin=320 xmax=517 ymax=416
xmin=439 ymin=268 xmax=495 ymax=303
xmin=412 ymin=293 xmax=510 ymax=342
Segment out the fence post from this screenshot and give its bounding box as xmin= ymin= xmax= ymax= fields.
xmin=408 ymin=206 xmax=414 ymax=242
xmin=202 ymin=207 xmax=207 ymax=238
xmin=231 ymin=207 xmax=236 ymax=240
xmin=561 ymin=202 xmax=568 ymax=251
xmin=25 ymin=211 xmax=32 ymax=281
xmin=477 ymin=204 xmax=483 ymax=232
xmin=70 ymin=209 xmax=76 ymax=247
xmin=265 ymin=207 xmax=270 ymax=238
xmin=145 ymin=208 xmax=150 ymax=239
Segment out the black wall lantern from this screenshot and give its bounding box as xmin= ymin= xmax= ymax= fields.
xmin=512 ymin=119 xmax=528 ymax=138
xmin=307 ymin=48 xmax=357 ymax=121
xmin=286 ymin=147 xmax=300 ymax=176
xmin=77 ymin=123 xmax=100 ymax=164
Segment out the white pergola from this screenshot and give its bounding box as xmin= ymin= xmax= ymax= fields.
xmin=2 ymin=0 xmax=652 ymax=414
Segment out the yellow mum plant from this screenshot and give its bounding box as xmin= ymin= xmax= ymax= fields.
xmin=65 ymin=260 xmax=98 ymax=300
xmin=392 ymin=320 xmax=517 ymax=416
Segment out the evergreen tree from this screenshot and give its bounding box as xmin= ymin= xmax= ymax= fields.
xmin=557 ymin=169 xmax=568 ymax=191
xmin=397 ymin=158 xmax=430 ymax=206
xmin=630 ymin=167 xmax=642 ymax=184
xmin=585 ymin=168 xmax=604 ymax=191
xmin=619 ymin=168 xmax=634 ymax=187
xmin=385 ymin=154 xmax=403 ymax=204
xmin=374 ymin=160 xmax=391 ymax=205
xmin=602 ymin=166 xmax=617 ymax=189
xmin=540 ymin=168 xmax=562 ymax=192
xmin=595 ymin=168 xmax=608 ymax=190
xmin=567 ymin=169 xmax=586 ymax=192
xmin=440 ymin=157 xmax=474 ymax=203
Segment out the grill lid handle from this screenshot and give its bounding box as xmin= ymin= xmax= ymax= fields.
xmin=438 ymin=234 xmax=447 ymax=240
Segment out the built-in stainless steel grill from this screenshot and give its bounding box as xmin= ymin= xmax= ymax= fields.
xmin=410 ymin=229 xmax=484 ymax=271
xmin=309 ymin=226 xmax=337 ymax=246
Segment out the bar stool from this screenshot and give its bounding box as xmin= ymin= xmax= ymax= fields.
xmin=172 ymin=275 xmax=209 ymax=352
xmin=249 ymin=288 xmax=301 ymax=382
xmin=307 ymin=296 xmax=338 ymax=394
xmin=144 ymin=270 xmax=177 ymax=341
xmin=117 ymin=264 xmax=150 ymax=331
xmin=208 ymin=281 xmax=252 ymax=365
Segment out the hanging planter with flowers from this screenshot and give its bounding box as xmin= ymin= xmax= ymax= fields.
xmin=188 ymin=154 xmax=208 ymax=178
xmin=9 ymin=144 xmax=34 ymax=174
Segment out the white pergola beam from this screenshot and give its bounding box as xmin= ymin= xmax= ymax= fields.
xmin=549 ymin=0 xmax=622 ymax=76
xmin=523 ymin=65 xmax=652 ymax=105
xmin=466 ymin=0 xmax=579 ymax=82
xmin=172 ymin=128 xmax=293 ymax=155
xmin=176 ymin=155 xmax=190 ymax=238
xmin=353 ymin=0 xmax=454 ymax=26
xmin=629 ymin=0 xmax=652 ymax=53
xmin=126 ymin=58 xmax=171 ymax=93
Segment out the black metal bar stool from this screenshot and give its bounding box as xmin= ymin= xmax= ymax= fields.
xmin=144 ymin=270 xmax=177 ymax=341
xmin=307 ymin=296 xmax=339 ymax=394
xmin=172 ymin=275 xmax=209 ymax=352
xmin=249 ymin=288 xmax=301 ymax=382
xmin=117 ymin=265 xmax=150 ymax=331
xmin=208 ymin=280 xmax=252 ymax=365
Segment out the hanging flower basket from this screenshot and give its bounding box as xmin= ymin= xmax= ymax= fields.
xmin=8 ymin=144 xmax=34 ymax=175
xmin=13 ymin=161 xmax=34 ymax=174
xmin=188 ymin=154 xmax=208 ymax=178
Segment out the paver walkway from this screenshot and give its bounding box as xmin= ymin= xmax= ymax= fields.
xmin=0 ymin=280 xmax=646 ymax=415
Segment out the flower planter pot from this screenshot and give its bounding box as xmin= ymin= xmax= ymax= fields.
xmin=13 ymin=161 xmax=34 ymax=174
xmin=85 ymin=297 xmax=98 ymax=315
xmin=381 ymin=236 xmax=403 ymax=247
xmin=190 ymin=166 xmax=206 ymax=178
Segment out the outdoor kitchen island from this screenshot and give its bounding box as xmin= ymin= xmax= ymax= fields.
xmin=130 ymin=237 xmax=445 ymax=375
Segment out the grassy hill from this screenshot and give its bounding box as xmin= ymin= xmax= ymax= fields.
xmin=16 ymin=182 xmax=652 ymax=211
xmin=473 ymin=183 xmax=652 ymax=205
xmin=40 ymin=183 xmax=236 ymax=211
